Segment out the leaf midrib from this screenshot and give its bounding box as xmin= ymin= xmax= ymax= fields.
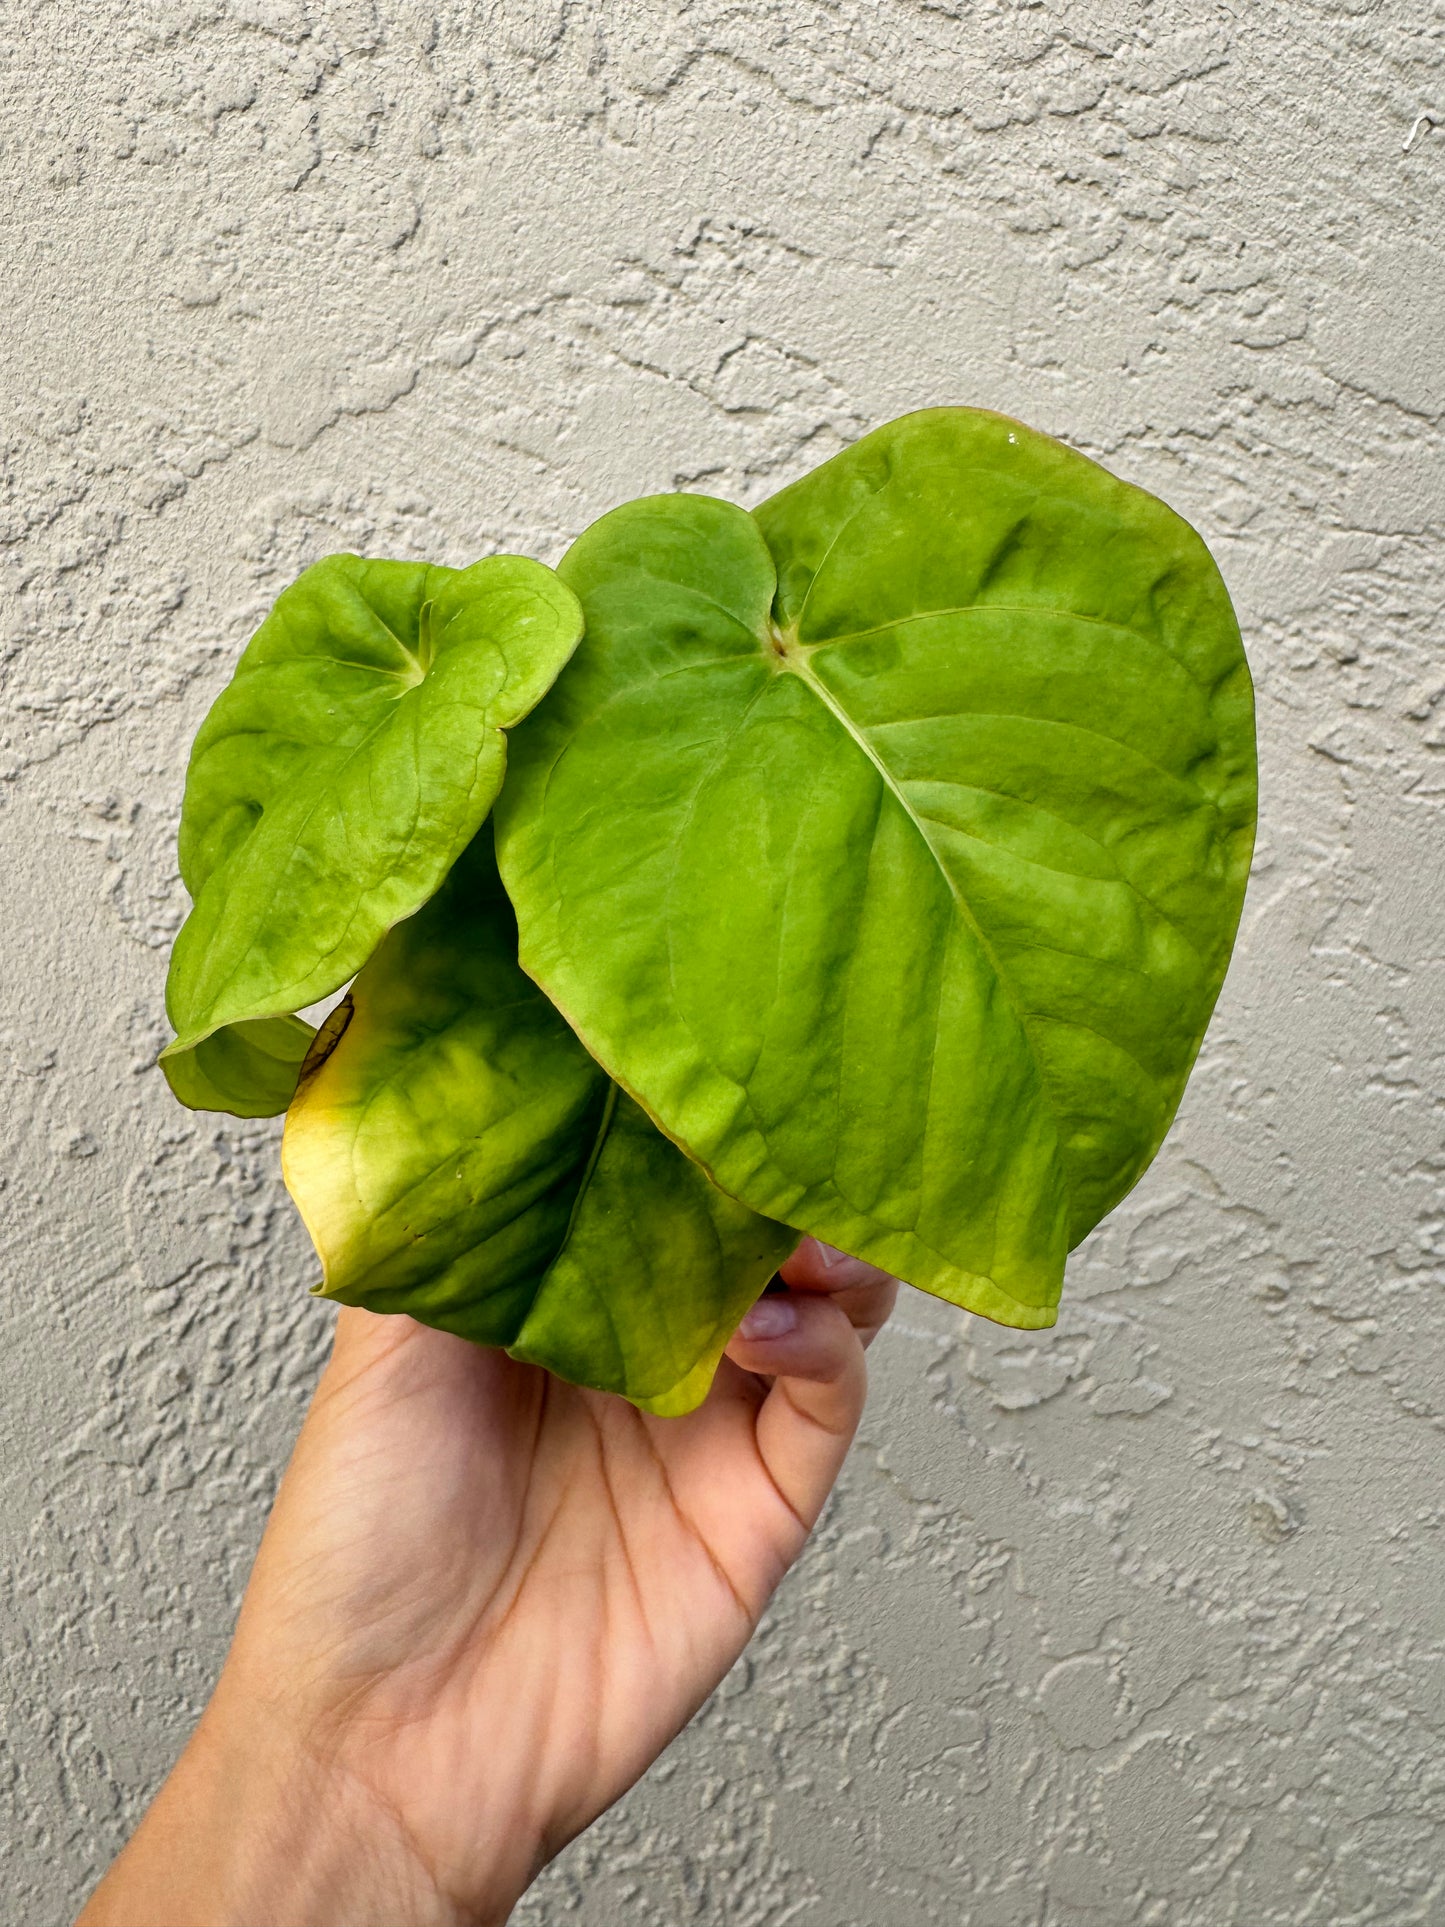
xmin=557 ymin=1078 xmax=621 ymax=1254
xmin=776 ymin=643 xmax=1087 ymax=1180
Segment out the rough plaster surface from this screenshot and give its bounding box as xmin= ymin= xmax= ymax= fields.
xmin=2 ymin=2 xmax=1442 ymax=1921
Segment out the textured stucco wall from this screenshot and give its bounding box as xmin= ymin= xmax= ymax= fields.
xmin=2 ymin=2 xmax=1442 ymax=1922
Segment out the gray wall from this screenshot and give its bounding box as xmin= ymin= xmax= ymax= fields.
xmin=3 ymin=3 xmax=1441 ymax=1922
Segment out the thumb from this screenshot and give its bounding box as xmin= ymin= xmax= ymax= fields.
xmin=723 ymin=1289 xmax=869 ymax=1535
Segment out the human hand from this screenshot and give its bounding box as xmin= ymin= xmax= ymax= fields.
xmin=78 ymin=1240 xmax=897 ymax=1927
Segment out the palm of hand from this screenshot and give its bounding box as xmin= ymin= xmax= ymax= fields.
xmin=221 ymin=1248 xmax=894 ymax=1924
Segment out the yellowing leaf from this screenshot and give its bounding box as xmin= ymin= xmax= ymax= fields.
xmin=282 ymin=836 xmax=795 ymax=1413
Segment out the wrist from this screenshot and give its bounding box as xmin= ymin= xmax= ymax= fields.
xmin=77 ymin=1684 xmax=497 ymax=1927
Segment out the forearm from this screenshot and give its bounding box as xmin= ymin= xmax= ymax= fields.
xmin=76 ymin=1697 xmax=492 ymax=1927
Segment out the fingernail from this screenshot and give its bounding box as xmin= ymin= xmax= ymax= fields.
xmin=816 ymin=1242 xmax=849 ymax=1269
xmin=739 ymin=1295 xmax=798 ymax=1341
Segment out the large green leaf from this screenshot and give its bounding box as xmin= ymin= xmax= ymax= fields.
xmin=495 ymin=407 xmax=1256 ymax=1328
xmin=160 ymin=553 xmax=583 ymax=1116
xmin=281 ymin=835 xmax=796 ymax=1414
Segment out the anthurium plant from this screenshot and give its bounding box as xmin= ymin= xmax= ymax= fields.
xmin=161 ymin=409 xmax=1256 ymax=1414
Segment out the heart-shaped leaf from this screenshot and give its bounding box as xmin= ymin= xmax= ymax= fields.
xmin=496 ymin=408 xmax=1256 ymax=1327
xmin=282 ymin=834 xmax=796 ymax=1413
xmin=160 ymin=552 xmax=583 ymax=1116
